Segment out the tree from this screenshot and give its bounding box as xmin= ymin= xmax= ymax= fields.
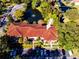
xmin=0 ymin=35 xmax=11 ymax=59
xmin=40 ymin=1 xmax=51 ymax=17
xmin=22 ymin=0 xmax=31 ymax=3
xmin=14 ymin=9 xmax=24 ymax=20
xmin=32 ymin=0 xmax=40 ymax=8
xmin=1 ymin=0 xmax=6 ymax=3
xmin=58 ymin=21 xmax=79 ymax=50
xmin=36 ymin=1 xmax=59 ymax=28
xmin=0 ymin=35 xmax=23 ymax=59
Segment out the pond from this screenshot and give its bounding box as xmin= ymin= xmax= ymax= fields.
xmin=23 ymin=8 xmax=43 ymax=24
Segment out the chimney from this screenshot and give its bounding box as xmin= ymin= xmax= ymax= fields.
xmin=46 ymin=18 xmax=54 ymax=30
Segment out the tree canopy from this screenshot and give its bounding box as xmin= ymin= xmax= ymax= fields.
xmin=58 ymin=21 xmax=79 ymax=50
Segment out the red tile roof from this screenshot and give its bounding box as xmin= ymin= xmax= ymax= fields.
xmin=7 ymin=23 xmax=58 ymax=41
